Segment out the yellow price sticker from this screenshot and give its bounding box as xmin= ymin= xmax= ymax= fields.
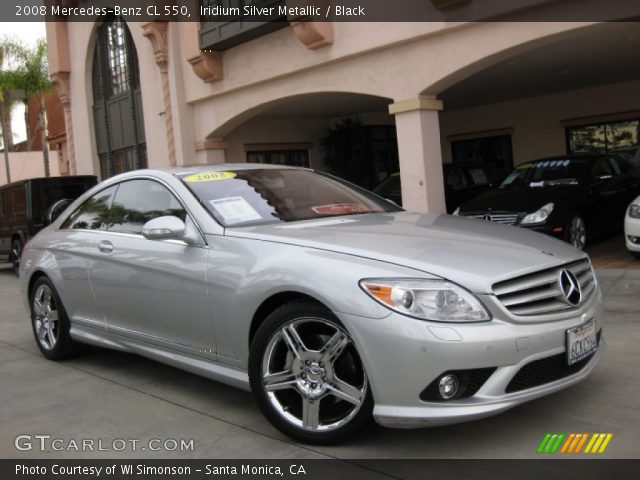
xmin=183 ymin=171 xmax=236 ymax=182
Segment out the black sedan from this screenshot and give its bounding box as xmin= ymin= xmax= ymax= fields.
xmin=374 ymin=162 xmax=503 ymax=213
xmin=454 ymin=154 xmax=640 ymax=249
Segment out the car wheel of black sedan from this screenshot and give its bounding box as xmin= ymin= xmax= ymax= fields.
xmin=566 ymin=215 xmax=587 ymax=250
xmin=30 ymin=277 xmax=83 ymax=360
xmin=249 ymin=301 xmax=373 ymax=444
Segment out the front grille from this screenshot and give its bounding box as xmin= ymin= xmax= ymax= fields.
xmin=465 ymin=212 xmax=520 ymax=225
xmin=493 ymin=258 xmax=596 ymax=317
xmin=420 ymin=368 xmax=497 ymax=401
xmin=505 ymin=331 xmax=601 ymax=393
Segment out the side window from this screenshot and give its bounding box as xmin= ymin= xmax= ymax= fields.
xmin=445 ymin=167 xmax=468 ymax=190
xmin=60 ymin=185 xmax=118 ymax=230
xmin=3 ymin=190 xmax=15 ymax=217
xmin=609 ymin=156 xmax=635 ymax=174
xmin=108 ymin=180 xmax=186 ymax=235
xmin=14 ymin=188 xmax=26 ymax=214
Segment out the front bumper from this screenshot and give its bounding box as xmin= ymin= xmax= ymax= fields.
xmin=624 ymin=215 xmax=640 ymax=252
xmin=336 ymin=287 xmax=604 ymax=428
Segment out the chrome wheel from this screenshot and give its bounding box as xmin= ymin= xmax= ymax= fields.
xmin=261 ymin=318 xmax=367 ymax=432
xmin=32 ymin=284 xmax=59 ymax=350
xmin=568 ymin=216 xmax=586 ymax=250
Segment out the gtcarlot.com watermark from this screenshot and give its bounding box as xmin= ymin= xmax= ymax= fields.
xmin=15 ymin=434 xmax=195 ymax=453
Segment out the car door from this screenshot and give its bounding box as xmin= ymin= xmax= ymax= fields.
xmin=87 ymin=178 xmax=214 ymax=353
xmin=0 ymin=189 xmax=10 ymax=258
xmin=609 ymin=154 xmax=640 ymax=207
xmin=56 ymin=184 xmax=120 ymax=327
xmin=589 ymin=157 xmax=627 ymax=235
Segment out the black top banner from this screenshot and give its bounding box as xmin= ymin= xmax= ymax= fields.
xmin=1 ymin=0 xmax=640 ymax=23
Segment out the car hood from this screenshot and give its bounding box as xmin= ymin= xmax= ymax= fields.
xmin=226 ymin=212 xmax=586 ymax=293
xmin=460 ymin=186 xmax=583 ymax=213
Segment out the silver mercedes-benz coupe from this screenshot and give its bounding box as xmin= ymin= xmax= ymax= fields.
xmin=20 ymin=165 xmax=604 ymax=443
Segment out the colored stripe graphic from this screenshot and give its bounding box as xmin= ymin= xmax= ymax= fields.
xmin=539 ymin=433 xmax=613 ymax=454
xmin=538 ymin=433 xmax=565 ymax=453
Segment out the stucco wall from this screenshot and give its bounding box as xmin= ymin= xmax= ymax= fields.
xmin=0 ymin=150 xmax=60 ymax=186
xmin=224 ymin=116 xmax=331 ymax=169
xmin=439 ymin=79 xmax=640 ymax=166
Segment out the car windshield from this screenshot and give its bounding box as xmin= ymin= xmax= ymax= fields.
xmin=179 ymin=168 xmax=400 ymax=227
xmin=499 ymin=159 xmax=590 ymax=189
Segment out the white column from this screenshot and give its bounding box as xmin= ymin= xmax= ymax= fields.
xmin=389 ymin=96 xmax=446 ymax=214
xmin=195 ymin=139 xmax=227 ymax=165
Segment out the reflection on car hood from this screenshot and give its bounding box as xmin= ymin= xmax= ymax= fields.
xmin=227 ymin=212 xmax=585 ymax=293
xmin=460 ymin=186 xmax=583 ymax=213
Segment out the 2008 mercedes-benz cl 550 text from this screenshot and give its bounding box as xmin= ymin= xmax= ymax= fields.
xmin=20 ymin=165 xmax=604 ymax=444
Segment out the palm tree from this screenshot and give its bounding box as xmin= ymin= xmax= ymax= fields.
xmin=0 ymin=36 xmax=25 ymax=183
xmin=13 ymin=39 xmax=53 ymax=177
xmin=0 ymin=37 xmax=53 ymax=182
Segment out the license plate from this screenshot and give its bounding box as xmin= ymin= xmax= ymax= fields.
xmin=566 ymin=320 xmax=597 ymax=366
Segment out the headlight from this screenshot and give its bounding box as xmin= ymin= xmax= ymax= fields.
xmin=629 ymin=204 xmax=640 ymax=219
xmin=360 ymin=279 xmax=491 ymax=322
xmin=452 ymin=207 xmax=460 ymax=215
xmin=521 ymin=202 xmax=554 ymax=225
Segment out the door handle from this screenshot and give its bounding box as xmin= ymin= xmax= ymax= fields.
xmin=98 ymin=240 xmax=114 ymax=253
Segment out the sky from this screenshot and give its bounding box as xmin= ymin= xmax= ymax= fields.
xmin=1 ymin=22 xmax=47 ymax=144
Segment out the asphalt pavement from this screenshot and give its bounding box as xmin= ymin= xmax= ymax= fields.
xmin=0 ymin=264 xmax=638 ymax=459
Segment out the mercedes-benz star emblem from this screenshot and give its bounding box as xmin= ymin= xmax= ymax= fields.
xmin=559 ymin=270 xmax=582 ymax=306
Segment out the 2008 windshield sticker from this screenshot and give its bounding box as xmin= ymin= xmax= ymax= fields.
xmin=183 ymin=171 xmax=236 ymax=182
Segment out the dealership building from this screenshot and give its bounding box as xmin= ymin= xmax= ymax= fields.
xmin=45 ymin=1 xmax=640 ymax=213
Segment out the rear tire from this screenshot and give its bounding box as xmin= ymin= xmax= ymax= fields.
xmin=30 ymin=276 xmax=84 ymax=360
xmin=249 ymin=301 xmax=373 ymax=444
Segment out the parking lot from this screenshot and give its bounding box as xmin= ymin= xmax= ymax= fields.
xmin=0 ymin=260 xmax=638 ymax=460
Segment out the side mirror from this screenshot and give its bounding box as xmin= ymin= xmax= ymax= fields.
xmin=46 ymin=199 xmax=72 ymax=225
xmin=142 ymin=216 xmax=186 ymax=240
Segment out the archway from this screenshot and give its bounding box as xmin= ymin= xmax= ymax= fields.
xmin=205 ymin=92 xmax=397 ymax=191
xmin=91 ymin=16 xmax=147 ymax=178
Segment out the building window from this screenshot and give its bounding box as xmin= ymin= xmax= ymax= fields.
xmin=105 ymin=17 xmax=132 ymax=96
xmin=92 ymin=16 xmax=146 ymax=179
xmin=567 ymin=118 xmax=639 ymax=154
xmin=451 ymin=134 xmax=513 ymax=176
xmin=247 ymin=150 xmax=310 ymax=168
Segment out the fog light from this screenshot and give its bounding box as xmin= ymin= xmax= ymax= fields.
xmin=438 ymin=374 xmax=459 ymax=399
xmin=628 ymin=235 xmax=640 ymax=245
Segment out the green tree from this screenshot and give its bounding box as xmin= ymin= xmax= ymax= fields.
xmin=0 ymin=36 xmax=25 ymax=183
xmin=0 ymin=37 xmax=53 ymax=182
xmin=13 ymin=39 xmax=54 ymax=177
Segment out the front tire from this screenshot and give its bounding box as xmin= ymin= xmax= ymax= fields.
xmin=249 ymin=301 xmax=373 ymax=444
xmin=30 ymin=276 xmax=83 ymax=360
xmin=566 ymin=215 xmax=587 ymax=250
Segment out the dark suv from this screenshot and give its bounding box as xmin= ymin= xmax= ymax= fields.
xmin=0 ymin=176 xmax=97 ymax=274
xmin=373 ymin=162 xmax=503 ymax=213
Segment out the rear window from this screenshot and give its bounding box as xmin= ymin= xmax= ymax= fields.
xmin=179 ymin=168 xmax=399 ymax=227
xmin=500 ymin=159 xmax=591 ymax=188
xmin=32 ymin=178 xmax=97 ymax=219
